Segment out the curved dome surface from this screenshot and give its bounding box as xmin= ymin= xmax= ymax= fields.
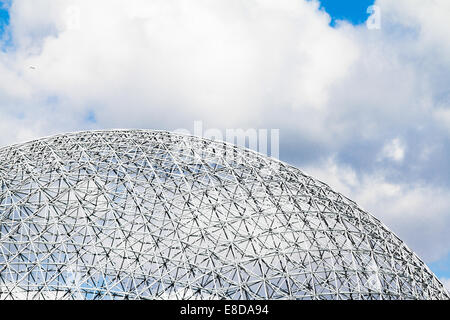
xmin=0 ymin=130 xmax=448 ymax=300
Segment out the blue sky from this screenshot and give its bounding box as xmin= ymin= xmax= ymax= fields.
xmin=0 ymin=0 xmax=10 ymax=50
xmin=431 ymin=253 xmax=450 ymax=279
xmin=318 ymin=0 xmax=376 ymax=26
xmin=0 ymin=0 xmax=450 ymax=290
xmin=0 ymin=2 xmax=9 ymax=34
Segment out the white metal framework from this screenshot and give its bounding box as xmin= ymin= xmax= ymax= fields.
xmin=0 ymin=130 xmax=448 ymax=300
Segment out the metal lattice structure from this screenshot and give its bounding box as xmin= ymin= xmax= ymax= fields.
xmin=0 ymin=130 xmax=448 ymax=300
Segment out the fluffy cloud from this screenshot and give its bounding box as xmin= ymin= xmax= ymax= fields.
xmin=377 ymin=138 xmax=405 ymax=163
xmin=2 ymin=0 xmax=448 ymax=144
xmin=0 ymin=0 xmax=450 ymax=263
xmin=1 ymin=0 xmax=359 ymax=138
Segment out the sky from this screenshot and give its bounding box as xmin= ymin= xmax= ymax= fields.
xmin=319 ymin=0 xmax=375 ymax=26
xmin=0 ymin=0 xmax=450 ymax=289
xmin=0 ymin=2 xmax=9 ymax=37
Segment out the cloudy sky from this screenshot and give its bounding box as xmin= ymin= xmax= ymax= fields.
xmin=1 ymin=0 xmax=450 ymax=287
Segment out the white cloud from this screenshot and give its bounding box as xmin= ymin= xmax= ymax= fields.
xmin=377 ymin=138 xmax=406 ymax=163
xmin=433 ymin=108 xmax=450 ymax=133
xmin=1 ymin=0 xmax=360 ymax=141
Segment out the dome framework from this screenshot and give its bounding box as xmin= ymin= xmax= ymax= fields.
xmin=0 ymin=130 xmax=448 ymax=300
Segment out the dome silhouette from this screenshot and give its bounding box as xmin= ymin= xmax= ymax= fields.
xmin=0 ymin=130 xmax=448 ymax=300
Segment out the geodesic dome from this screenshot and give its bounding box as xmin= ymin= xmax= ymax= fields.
xmin=0 ymin=130 xmax=448 ymax=300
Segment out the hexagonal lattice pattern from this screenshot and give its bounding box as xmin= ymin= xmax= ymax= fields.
xmin=0 ymin=130 xmax=448 ymax=300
